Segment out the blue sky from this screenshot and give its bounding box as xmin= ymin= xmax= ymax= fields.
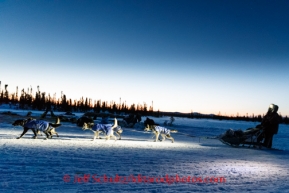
xmin=0 ymin=0 xmax=289 ymax=116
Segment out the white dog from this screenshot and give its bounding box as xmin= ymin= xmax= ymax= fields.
xmin=82 ymin=118 xmax=123 ymax=141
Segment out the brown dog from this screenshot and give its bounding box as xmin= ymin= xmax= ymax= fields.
xmin=144 ymin=124 xmax=177 ymax=143
xmin=12 ymin=117 xmax=61 ymax=139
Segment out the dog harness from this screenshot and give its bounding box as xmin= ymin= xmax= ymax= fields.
xmin=154 ymin=126 xmax=170 ymax=135
xmin=24 ymin=120 xmax=50 ymax=131
xmin=115 ymin=126 xmax=122 ymax=132
xmin=92 ymin=124 xmax=113 ymax=136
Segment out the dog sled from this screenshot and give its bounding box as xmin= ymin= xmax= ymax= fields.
xmin=219 ymin=127 xmax=264 ymax=148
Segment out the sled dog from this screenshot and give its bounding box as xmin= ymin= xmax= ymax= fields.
xmin=12 ymin=117 xmax=62 ymax=139
xmin=82 ymin=118 xmax=123 ymax=141
xmin=144 ymin=124 xmax=177 ymax=143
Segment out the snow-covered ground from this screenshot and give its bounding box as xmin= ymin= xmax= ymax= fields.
xmin=1 ymin=107 xmax=289 ymax=192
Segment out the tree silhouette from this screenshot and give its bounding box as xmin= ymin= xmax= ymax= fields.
xmin=0 ymin=82 xmax=288 ymax=124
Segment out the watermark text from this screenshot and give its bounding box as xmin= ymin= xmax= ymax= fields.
xmin=63 ymin=174 xmax=226 ymax=185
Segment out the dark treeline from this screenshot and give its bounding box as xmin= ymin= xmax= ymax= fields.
xmin=160 ymin=111 xmax=289 ymax=124
xmin=0 ymin=83 xmax=154 ymax=116
xmin=0 ymin=82 xmax=288 ymax=124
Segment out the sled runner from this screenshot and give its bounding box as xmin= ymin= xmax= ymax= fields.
xmin=219 ymin=127 xmax=264 ymax=148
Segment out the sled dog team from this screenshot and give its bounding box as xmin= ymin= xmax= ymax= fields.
xmin=12 ymin=117 xmax=178 ymax=143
